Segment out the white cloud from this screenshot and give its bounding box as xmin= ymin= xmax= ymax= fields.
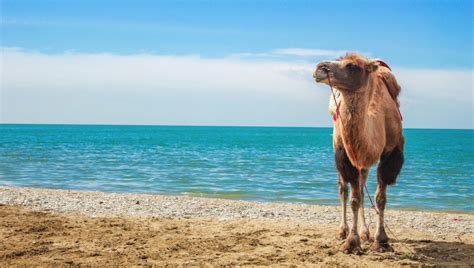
xmin=1 ymin=48 xmax=472 ymax=128
xmin=395 ymin=68 xmax=473 ymax=129
xmin=0 ymin=48 xmax=328 ymax=126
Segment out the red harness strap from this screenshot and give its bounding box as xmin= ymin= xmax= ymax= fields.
xmin=328 ymin=75 xmax=341 ymax=122
xmin=374 ymin=59 xmax=392 ymax=71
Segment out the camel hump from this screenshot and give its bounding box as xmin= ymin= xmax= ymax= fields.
xmin=378 ymin=68 xmax=401 ymax=106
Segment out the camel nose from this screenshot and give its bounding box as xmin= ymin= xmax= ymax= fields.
xmin=317 ymin=62 xmax=331 ymax=73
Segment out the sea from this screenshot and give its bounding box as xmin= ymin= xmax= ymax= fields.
xmin=0 ymin=124 xmax=472 ymax=212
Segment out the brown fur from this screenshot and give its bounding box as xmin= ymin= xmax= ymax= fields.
xmin=314 ymin=53 xmax=405 ymax=254
xmin=379 ymin=68 xmax=401 ymax=106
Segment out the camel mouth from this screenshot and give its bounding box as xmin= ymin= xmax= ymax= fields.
xmin=315 ymin=76 xmax=327 ymax=83
xmin=314 ymin=68 xmax=329 ymax=83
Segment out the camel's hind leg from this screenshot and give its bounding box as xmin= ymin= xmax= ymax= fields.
xmin=336 ymin=174 xmax=349 ymax=240
xmin=371 ymin=146 xmax=404 ymax=252
xmin=358 ymin=169 xmax=372 ymax=243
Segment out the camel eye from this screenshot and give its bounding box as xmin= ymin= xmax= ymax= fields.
xmin=346 ymin=63 xmax=360 ymax=73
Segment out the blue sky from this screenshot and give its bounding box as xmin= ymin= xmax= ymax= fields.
xmin=1 ymin=0 xmax=473 ymax=128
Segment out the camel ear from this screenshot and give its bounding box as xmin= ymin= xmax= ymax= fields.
xmin=367 ymin=61 xmax=379 ymax=73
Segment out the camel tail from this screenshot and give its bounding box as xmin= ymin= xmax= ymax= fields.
xmin=379 ymin=70 xmax=401 ymax=106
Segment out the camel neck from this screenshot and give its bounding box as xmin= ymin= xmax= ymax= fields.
xmin=337 ymin=76 xmax=376 ymax=166
xmin=339 ymin=91 xmax=369 ymax=135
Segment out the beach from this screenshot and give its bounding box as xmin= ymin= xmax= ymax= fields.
xmin=0 ymin=186 xmax=472 ymax=266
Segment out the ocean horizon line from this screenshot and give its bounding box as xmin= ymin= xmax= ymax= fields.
xmin=1 ymin=123 xmax=473 ymax=131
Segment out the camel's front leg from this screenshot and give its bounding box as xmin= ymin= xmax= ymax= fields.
xmin=335 ymin=147 xmax=363 ymax=254
xmin=336 ymin=174 xmax=349 ymax=240
xmin=358 ymin=169 xmax=372 ymax=243
xmin=341 ymin=179 xmax=363 ymax=255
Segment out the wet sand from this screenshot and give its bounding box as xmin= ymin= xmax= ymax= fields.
xmin=0 ymin=186 xmax=473 ymax=266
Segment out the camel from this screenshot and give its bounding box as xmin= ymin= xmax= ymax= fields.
xmin=313 ymin=53 xmax=404 ymax=254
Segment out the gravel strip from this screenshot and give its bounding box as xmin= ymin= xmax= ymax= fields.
xmin=0 ymin=186 xmax=472 ymax=236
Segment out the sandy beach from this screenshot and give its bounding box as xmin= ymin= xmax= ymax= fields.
xmin=0 ymin=186 xmax=472 ymax=266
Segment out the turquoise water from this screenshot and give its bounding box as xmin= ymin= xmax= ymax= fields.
xmin=0 ymin=124 xmax=472 ymax=212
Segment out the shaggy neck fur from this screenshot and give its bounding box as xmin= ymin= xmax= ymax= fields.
xmin=337 ymin=73 xmax=380 ymax=168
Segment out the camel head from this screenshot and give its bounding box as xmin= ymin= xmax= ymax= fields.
xmin=314 ymin=53 xmax=379 ymax=93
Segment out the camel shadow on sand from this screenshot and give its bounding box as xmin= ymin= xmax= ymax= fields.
xmin=380 ymin=239 xmax=474 ymax=266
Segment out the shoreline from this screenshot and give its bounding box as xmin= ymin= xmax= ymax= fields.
xmin=2 ymin=185 xmax=472 ymax=215
xmin=1 ymin=186 xmax=473 ymax=266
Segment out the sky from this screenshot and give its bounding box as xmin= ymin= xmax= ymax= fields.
xmin=1 ymin=0 xmax=473 ymax=128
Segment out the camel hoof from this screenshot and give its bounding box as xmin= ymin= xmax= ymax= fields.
xmin=336 ymin=226 xmax=349 ymax=240
xmin=360 ymin=230 xmax=373 ymax=243
xmin=371 ymin=241 xmax=394 ymax=253
xmin=341 ymin=234 xmax=364 ymax=255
